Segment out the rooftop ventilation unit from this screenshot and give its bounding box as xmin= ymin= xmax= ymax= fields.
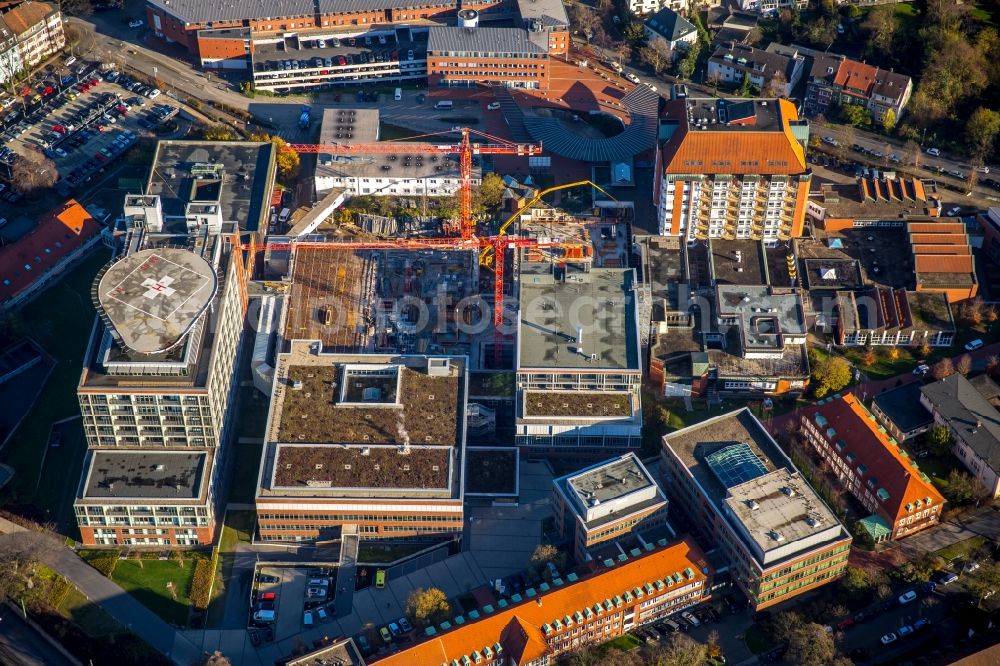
xmin=291 ymin=379 xmax=303 ymax=390
xmin=781 ymin=486 xmax=795 ymax=497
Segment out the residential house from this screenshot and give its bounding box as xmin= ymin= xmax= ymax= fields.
xmin=800 ymin=393 xmax=946 ymax=543
xmin=736 ymin=0 xmax=807 ymax=17
xmin=707 ymin=43 xmax=804 ymax=97
xmin=871 ymin=383 xmax=934 ymax=443
xmin=802 ymin=48 xmax=912 ymax=122
xmin=1 ymin=1 xmax=63 ymax=68
xmin=920 ymin=374 xmax=1000 ymax=500
xmin=644 ymin=7 xmax=698 ymax=52
xmin=0 ymin=15 xmax=22 ymax=84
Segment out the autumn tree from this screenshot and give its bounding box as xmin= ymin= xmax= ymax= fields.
xmin=808 ymin=349 xmax=852 ymax=398
xmin=767 ymin=71 xmax=788 ymax=97
xmin=60 ymin=0 xmax=94 ymax=17
xmin=931 ymin=357 xmax=954 ymax=380
xmin=202 ymin=125 xmax=238 ymax=141
xmin=11 ymin=148 xmax=57 ymax=194
xmin=839 ymin=566 xmax=873 ymax=603
xmin=919 ymin=339 xmax=932 ymax=358
xmin=568 ymin=4 xmax=600 ymax=43
xmin=839 ymin=103 xmax=871 ymax=127
xmin=771 ymin=612 xmax=850 ymax=666
xmin=966 ymin=107 xmax=1000 ymax=160
xmin=987 ymin=354 xmax=999 ymax=376
xmin=965 ymin=561 xmax=1000 ymax=609
xmin=649 ymin=633 xmax=707 ymax=666
xmin=957 ymin=353 xmax=973 ymax=376
xmin=888 ymin=347 xmax=900 ymax=361
xmin=198 ymin=652 xmax=232 ymax=666
xmin=249 ymin=133 xmax=300 ymax=178
xmin=906 ymin=139 xmax=921 ymax=169
xmin=862 ymin=348 xmax=877 ymax=367
xmin=475 ymin=173 xmax=505 ymax=215
xmin=405 ymin=587 xmax=451 ymax=627
xmin=862 ymin=5 xmax=897 ymax=60
xmin=926 ymin=424 xmax=954 ymax=456
xmin=882 ymin=108 xmax=896 ymax=133
xmin=943 ymin=468 xmax=984 ymax=505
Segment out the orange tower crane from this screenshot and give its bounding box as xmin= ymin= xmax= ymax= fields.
xmin=289 ymin=128 xmax=542 ymax=240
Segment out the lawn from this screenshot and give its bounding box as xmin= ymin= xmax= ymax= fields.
xmin=743 ymin=622 xmax=774 ymax=654
xmin=110 ymin=559 xmax=198 ymax=626
xmin=58 ymin=585 xmax=123 ymax=637
xmin=604 ymin=634 xmax=642 ymax=652
xmin=842 ymin=346 xmax=919 ymax=380
xmin=916 ymin=453 xmax=962 ymax=488
xmin=936 ymin=535 xmax=987 ymax=562
xmin=206 ymin=510 xmax=256 ymax=627
xmin=0 ymin=249 xmax=111 ymax=523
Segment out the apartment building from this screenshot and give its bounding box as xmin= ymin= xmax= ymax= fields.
xmin=834 ymin=288 xmax=955 ymax=348
xmin=255 ymin=343 xmax=468 ymax=543
xmin=803 ymin=49 xmax=912 ymax=122
xmin=800 ymin=394 xmax=946 ymax=543
xmin=553 ymin=453 xmax=669 ymax=564
xmin=707 ymin=43 xmax=804 ymax=97
xmin=1 ymin=1 xmax=63 ymax=68
xmin=871 ymin=383 xmax=934 ymax=443
xmin=644 ymin=8 xmax=698 ymax=51
xmin=655 ymin=97 xmax=811 ymax=240
xmin=74 ymin=194 xmax=248 ymax=547
xmin=515 ymin=263 xmax=643 ymax=458
xmin=736 ymin=0 xmax=807 ymax=17
xmin=0 ymin=15 xmax=21 ymax=85
xmin=372 ymin=536 xmax=712 ymax=666
xmin=661 ymin=409 xmax=852 ymax=609
xmin=920 ymin=374 xmax=1000 ymax=500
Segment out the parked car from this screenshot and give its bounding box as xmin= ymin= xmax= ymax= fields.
xmin=258 ymin=573 xmax=280 ymax=584
xmin=947 ymin=206 xmax=962 ymax=216
xmin=681 ymin=611 xmax=700 ymax=627
xmin=926 ymin=147 xmax=941 ymax=156
xmin=316 ymin=606 xmax=328 ymax=622
xmin=379 ymin=626 xmax=392 ymax=643
xmin=303 ymin=610 xmax=314 ymax=627
xmin=248 ymin=629 xmax=261 ymax=646
xmin=934 ymin=571 xmax=960 ymax=585
xmin=913 ymin=364 xmax=930 ymax=376
xmin=881 ymin=632 xmax=898 ymax=645
xmin=898 ymin=625 xmax=914 ymax=637
xmin=836 ymin=618 xmax=855 ymax=631
xmin=399 ymin=617 xmax=413 ymax=633
xmin=388 ymin=622 xmax=401 ymax=636
xmin=258 ymin=591 xmax=276 ymax=601
xmin=128 ymin=19 xmax=144 ymax=28
xmin=913 ymin=618 xmax=931 ymax=630
xmin=964 ymin=561 xmax=981 ymax=573
xmin=898 ymin=591 xmax=917 ymax=605
xmin=965 ymin=339 xmax=984 ymax=351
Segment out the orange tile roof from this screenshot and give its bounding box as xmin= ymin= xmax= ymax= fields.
xmin=802 ymin=394 xmax=944 ymax=524
xmin=372 ymin=537 xmax=710 ymax=666
xmin=915 ymin=255 xmax=974 ymax=274
xmin=908 ymin=222 xmax=965 ymax=234
xmin=2 ymin=1 xmax=54 ymax=35
xmin=0 ymin=199 xmax=103 ymax=303
xmin=833 ymin=59 xmax=877 ymax=94
xmin=910 ymin=244 xmax=972 ymax=256
xmin=660 ymin=99 xmax=806 ymax=175
xmin=909 ymin=233 xmax=969 ymax=247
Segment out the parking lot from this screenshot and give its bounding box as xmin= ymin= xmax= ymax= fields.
xmin=248 ymin=565 xmax=338 ymax=646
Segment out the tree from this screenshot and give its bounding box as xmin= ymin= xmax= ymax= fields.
xmin=964 ymin=297 xmax=985 ymax=326
xmin=739 ymin=72 xmax=753 ymax=97
xmin=919 ymin=339 xmax=932 ymax=358
xmin=639 ymin=41 xmax=673 ymax=76
xmin=568 ymin=4 xmax=600 ymax=43
xmin=649 ymin=632 xmax=708 ymax=666
xmin=405 ymin=587 xmax=451 ymax=627
xmin=202 ymin=125 xmax=238 ymax=141
xmin=60 ymin=0 xmax=95 ymax=17
xmin=839 ymin=566 xmax=873 ymax=603
xmin=965 ymin=561 xmax=1000 ymax=609
xmin=943 ymin=468 xmax=983 ymax=505
xmin=615 ymin=43 xmax=632 ymax=66
xmin=11 ymin=148 xmax=57 ymax=194
xmin=906 ymin=139 xmax=921 ymax=169
xmin=198 ymin=652 xmax=232 ymax=666
xmin=965 ymin=107 xmax=1000 ymax=160
xmin=862 ymin=348 xmax=877 ymax=367
xmin=926 ymin=424 xmax=954 ymax=456
xmin=476 ymin=173 xmax=505 ymax=214
xmin=676 ymin=46 xmax=700 ymax=80
xmin=839 ymin=103 xmax=870 ymax=127
xmin=957 ymin=353 xmax=973 ymax=376
xmin=766 ymin=71 xmax=788 ymax=97
xmin=987 ymin=354 xmax=999 ymax=377
xmin=862 ymin=5 xmax=897 ymax=59
xmin=250 ymin=132 xmax=301 ymax=179
xmin=808 ymin=349 xmax=852 ymax=398
xmin=931 ymin=357 xmax=954 ymax=380
xmin=623 ymin=21 xmax=646 ymax=46
xmin=882 ymin=108 xmax=897 ymax=133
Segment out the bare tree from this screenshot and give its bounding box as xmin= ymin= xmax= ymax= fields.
xmin=11 ymin=148 xmax=58 ymax=194
xmin=957 ymin=354 xmax=973 ymax=376
xmin=906 ymin=139 xmax=921 ymax=168
xmin=639 ymin=41 xmax=673 ymax=75
xmin=767 ymin=71 xmax=788 ymax=97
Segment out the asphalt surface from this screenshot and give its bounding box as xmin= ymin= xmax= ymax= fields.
xmin=0 ymin=604 xmax=77 ymax=666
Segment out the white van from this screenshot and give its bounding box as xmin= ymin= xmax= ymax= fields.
xmin=394 ymin=88 xmax=402 ymax=101
xmin=253 ymin=609 xmax=276 ymax=623
xmin=278 ymin=207 xmax=291 ymax=224
xmin=434 ymin=100 xmax=453 ymax=110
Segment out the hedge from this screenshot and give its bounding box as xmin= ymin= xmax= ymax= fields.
xmin=190 ymin=558 xmax=214 ymax=610
xmin=89 ymin=555 xmax=119 ymax=578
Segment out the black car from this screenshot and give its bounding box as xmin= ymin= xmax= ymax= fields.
xmin=263 ymin=626 xmax=274 ymax=642
xmin=248 ymin=629 xmax=261 ymax=646
xmin=258 ymin=573 xmax=280 ymax=584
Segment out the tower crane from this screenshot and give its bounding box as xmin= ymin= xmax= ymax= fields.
xmin=289 ymin=128 xmax=542 ymax=240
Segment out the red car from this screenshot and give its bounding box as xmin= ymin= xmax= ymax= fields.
xmin=88 ymin=78 xmax=99 ymax=86
xmin=258 ymin=591 xmax=276 ymax=601
xmin=53 ymin=124 xmax=66 ymax=133
xmin=836 ymin=618 xmax=855 ymax=631
xmin=116 ymin=105 xmax=128 ymax=115
xmin=42 ymin=86 xmax=54 ymax=97
xmin=93 ymin=153 xmax=106 ymax=162
xmin=79 ymin=83 xmax=91 ymax=93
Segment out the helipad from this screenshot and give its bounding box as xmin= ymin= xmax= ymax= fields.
xmin=96 ymin=248 xmax=217 ymax=354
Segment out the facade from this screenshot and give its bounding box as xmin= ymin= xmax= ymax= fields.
xmin=834 ymin=288 xmax=955 ymax=348
xmin=736 ymin=0 xmax=807 ymax=16
xmin=255 ymin=342 xmax=469 ymax=543
xmin=552 ymin=453 xmax=668 ymax=563
xmin=707 ymin=43 xmax=804 ymax=97
xmin=427 ymin=26 xmax=553 ymax=90
xmin=644 ymin=8 xmax=698 ymax=51
xmin=920 ymin=374 xmax=1000 ymax=499
xmin=800 ymin=394 xmax=946 ymax=543
xmin=74 ymin=194 xmax=249 ymax=547
xmin=372 ymin=537 xmax=712 ymax=666
xmin=661 ymin=409 xmax=852 ymax=609
xmin=802 ymin=49 xmax=913 ymax=122
xmin=0 ymin=199 xmax=105 ymax=309
xmin=1 ymin=1 xmax=63 ymax=68
xmin=0 ymin=15 xmax=22 ymax=85
xmin=515 ymin=264 xmax=643 ymax=458
xmin=977 ymin=208 xmax=1000 ymax=264
xmin=655 ymin=97 xmax=811 ymax=240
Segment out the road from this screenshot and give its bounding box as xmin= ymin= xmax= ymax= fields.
xmin=0 ymin=603 xmax=78 ymax=666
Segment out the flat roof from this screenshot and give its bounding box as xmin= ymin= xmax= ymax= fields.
xmin=802 ymin=258 xmax=864 ymax=291
xmin=80 ymin=450 xmax=209 ymax=502
xmin=873 ymin=382 xmax=933 ymax=433
xmin=318 ymin=146 xmax=470 ymax=180
xmin=319 ymin=107 xmax=380 ymax=146
xmin=663 ymin=409 xmax=847 ymax=565
xmin=523 ymin=391 xmax=634 ymax=418
xmin=272 ymin=443 xmax=451 ymax=490
xmin=517 ymin=266 xmax=640 ymax=371
xmin=252 ymin=32 xmax=428 ymax=68
xmin=716 ymin=285 xmax=806 ymax=351
xmin=286 ymin=638 xmax=366 ymax=666
xmin=711 ymin=239 xmax=765 ymax=286
xmin=147 ymin=141 xmax=276 ymax=233
xmin=565 ymin=454 xmax=656 ymax=505
xmin=96 ymin=248 xmax=217 ymax=355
